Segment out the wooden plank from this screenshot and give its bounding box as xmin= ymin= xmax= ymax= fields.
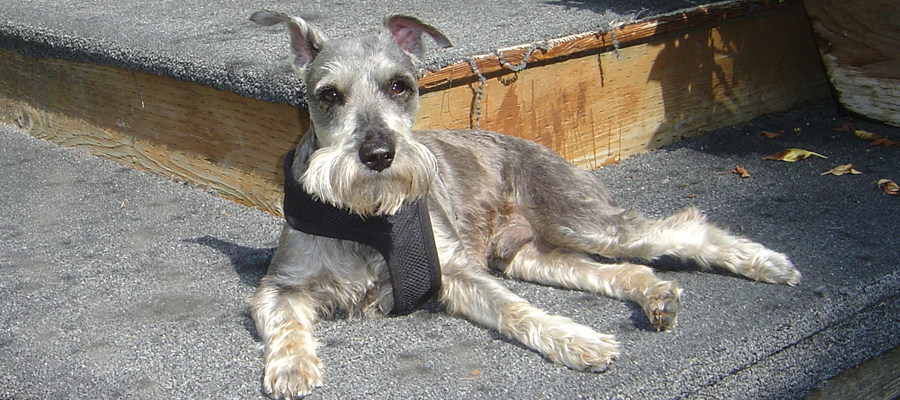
xmin=415 ymin=2 xmax=830 ymax=169
xmin=804 ymin=0 xmax=900 ymax=127
xmin=0 ymin=48 xmax=306 ymax=214
xmin=418 ymin=0 xmax=808 ymax=90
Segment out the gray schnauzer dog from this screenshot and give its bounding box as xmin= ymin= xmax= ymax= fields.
xmin=248 ymin=10 xmax=801 ymax=399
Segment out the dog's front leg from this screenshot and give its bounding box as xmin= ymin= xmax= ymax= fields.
xmin=439 ymin=258 xmax=619 ymax=371
xmin=250 ymin=277 xmax=322 ymax=399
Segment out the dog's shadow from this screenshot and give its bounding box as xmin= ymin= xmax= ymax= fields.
xmin=184 ymin=235 xmax=273 ymax=286
xmin=180 ymin=238 xmax=745 ymax=340
xmin=183 ymin=236 xmax=273 ymax=340
xmin=592 ymin=254 xmax=741 ymax=332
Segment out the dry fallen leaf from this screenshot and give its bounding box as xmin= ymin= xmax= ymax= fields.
xmin=834 ymin=123 xmax=855 ymax=132
xmin=878 ymin=179 xmax=899 ymax=195
xmin=759 ymin=130 xmax=784 ymax=139
xmin=715 ymin=166 xmax=750 ymax=178
xmin=870 ymin=137 xmax=900 ymax=147
xmin=850 ymin=129 xmax=899 ymax=146
xmin=854 ymin=129 xmax=880 ymax=140
xmin=762 ymin=148 xmax=827 ymax=162
xmin=820 ymin=164 xmax=862 ymax=176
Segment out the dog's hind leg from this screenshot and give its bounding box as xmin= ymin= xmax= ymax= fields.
xmin=534 ymin=205 xmax=801 ymax=286
xmin=438 ymin=261 xmax=620 ymax=371
xmin=431 ymin=202 xmax=619 ymax=370
xmin=515 ymin=155 xmax=801 ymax=286
xmin=618 ymin=207 xmax=802 ymax=285
xmin=490 ymin=221 xmax=681 ymax=330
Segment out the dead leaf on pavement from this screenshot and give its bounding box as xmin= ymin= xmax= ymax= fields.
xmin=878 ymin=179 xmax=899 ymax=195
xmin=759 ymin=130 xmax=784 ymax=139
xmin=870 ymin=137 xmax=900 ymax=147
xmin=820 ymin=164 xmax=862 ymax=176
xmin=854 ymin=129 xmax=880 ymax=140
xmin=715 ymin=165 xmax=750 ymax=178
xmin=835 ymin=123 xmax=854 ymax=132
xmin=850 ymin=129 xmax=899 ymax=146
xmin=762 ymin=148 xmax=827 ymax=162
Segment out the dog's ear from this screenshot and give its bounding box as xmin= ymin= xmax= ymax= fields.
xmin=251 ymin=10 xmax=328 ymax=70
xmin=383 ymin=16 xmax=452 ymax=59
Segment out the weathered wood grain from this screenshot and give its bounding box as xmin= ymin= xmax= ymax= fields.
xmin=418 ymin=0 xmax=810 ymax=89
xmin=416 ymin=2 xmax=830 ymax=169
xmin=804 ymin=0 xmax=900 ymax=127
xmin=0 ymin=48 xmax=306 ymax=214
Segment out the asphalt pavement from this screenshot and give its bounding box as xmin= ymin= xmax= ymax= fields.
xmin=2 ymin=100 xmax=898 ymax=399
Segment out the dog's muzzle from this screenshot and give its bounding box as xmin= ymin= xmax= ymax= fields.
xmin=282 ymin=149 xmax=442 ymax=315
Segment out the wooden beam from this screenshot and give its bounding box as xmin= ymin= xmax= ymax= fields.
xmin=415 ymin=1 xmax=830 ymax=169
xmin=0 ymin=48 xmax=306 ymax=214
xmin=418 ymin=0 xmax=812 ymax=90
xmin=804 ymin=0 xmax=900 ymax=127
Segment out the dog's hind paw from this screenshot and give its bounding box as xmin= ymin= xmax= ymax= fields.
xmin=763 ymin=255 xmax=802 ymax=286
xmin=643 ymin=280 xmax=681 ymax=331
xmin=263 ymin=353 xmax=323 ymax=399
xmin=746 ymin=248 xmax=802 ymax=286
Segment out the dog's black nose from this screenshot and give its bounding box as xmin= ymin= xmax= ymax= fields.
xmin=358 ymin=136 xmax=395 ymax=172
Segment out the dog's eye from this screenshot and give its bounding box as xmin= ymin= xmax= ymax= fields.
xmin=390 ymin=80 xmax=410 ymax=95
xmin=318 ymin=88 xmax=342 ymax=104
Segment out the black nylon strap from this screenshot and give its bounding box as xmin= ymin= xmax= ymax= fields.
xmin=281 ymin=150 xmax=441 ymax=315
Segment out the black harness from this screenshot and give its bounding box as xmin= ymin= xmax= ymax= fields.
xmin=281 ymin=149 xmax=442 ymax=315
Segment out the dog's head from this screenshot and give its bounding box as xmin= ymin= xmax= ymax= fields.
xmin=252 ymin=11 xmax=452 ymax=216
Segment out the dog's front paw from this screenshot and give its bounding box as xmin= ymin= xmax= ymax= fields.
xmin=263 ymin=353 xmax=323 ymax=400
xmin=559 ymin=330 xmax=620 ymax=373
xmin=542 ymin=322 xmax=619 ymax=373
xmin=643 ymin=280 xmax=681 ymax=331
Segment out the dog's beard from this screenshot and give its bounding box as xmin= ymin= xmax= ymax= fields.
xmin=301 ymin=139 xmax=437 ymax=217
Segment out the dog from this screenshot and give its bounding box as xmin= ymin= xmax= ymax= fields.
xmin=247 ymin=11 xmax=802 ymax=399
